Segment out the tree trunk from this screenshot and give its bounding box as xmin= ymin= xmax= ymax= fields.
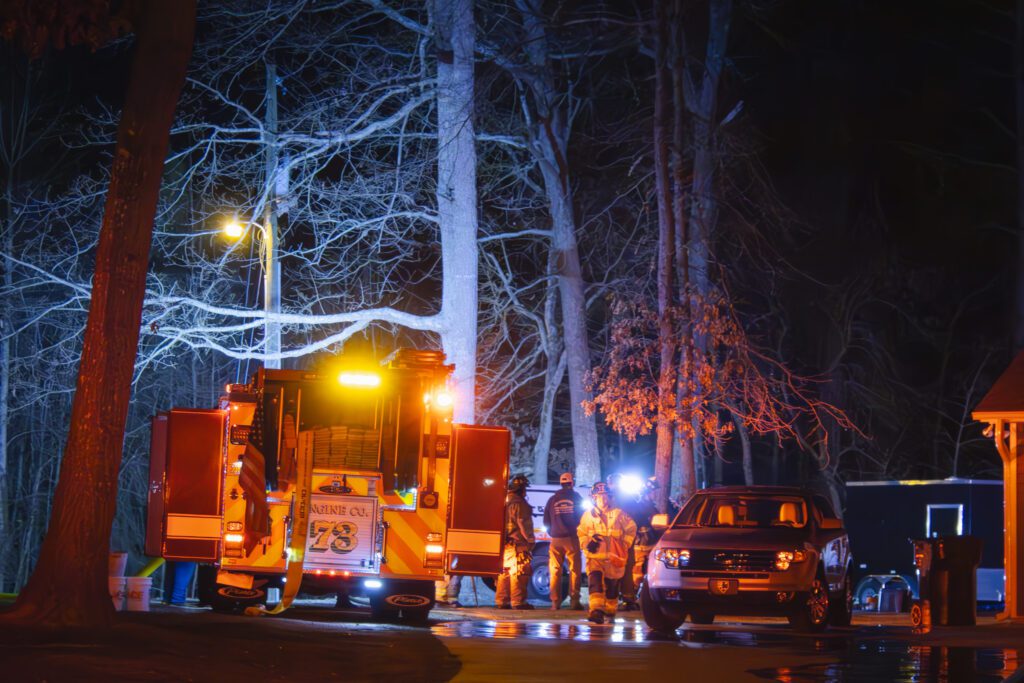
xmin=686 ymin=0 xmax=732 ymax=353
xmin=2 ymin=0 xmax=195 ymax=626
xmin=670 ymin=0 xmax=698 ymax=502
xmin=434 ymin=0 xmax=479 ymax=424
xmin=732 ymin=411 xmax=753 ymax=485
xmin=652 ymin=1 xmax=675 ymax=514
xmin=532 ymin=352 xmax=566 ymax=484
xmin=532 ymin=251 xmax=564 ymax=484
xmin=263 ymin=60 xmax=282 ymax=369
xmin=516 ymin=0 xmax=600 ymax=484
xmin=0 ymin=172 xmax=12 ymax=576
xmin=1015 ymin=0 xmax=1024 ymax=350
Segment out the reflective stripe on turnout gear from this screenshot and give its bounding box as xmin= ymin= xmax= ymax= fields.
xmin=577 ymin=506 xmax=637 ymax=579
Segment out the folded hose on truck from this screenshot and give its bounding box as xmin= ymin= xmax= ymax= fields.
xmin=245 ymin=436 xmax=313 ymax=616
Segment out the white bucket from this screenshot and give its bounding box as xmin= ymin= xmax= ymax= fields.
xmin=125 ymin=576 xmax=152 ymax=612
xmin=108 ymin=576 xmax=127 ymax=611
xmin=108 ymin=552 xmax=128 ymax=577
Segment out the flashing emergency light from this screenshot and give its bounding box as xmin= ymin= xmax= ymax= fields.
xmin=618 ymin=474 xmax=645 ymax=496
xmin=223 ymin=220 xmax=245 ymax=238
xmin=338 ymin=371 xmax=381 ymax=388
xmin=224 ymin=533 xmax=244 ymax=544
xmin=364 ymin=579 xmax=383 ymax=589
xmin=425 ymin=543 xmax=444 ymax=555
xmin=582 ymin=499 xmax=593 ymax=511
xmin=423 ymin=389 xmax=455 ymax=411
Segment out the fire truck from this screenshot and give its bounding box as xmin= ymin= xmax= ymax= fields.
xmin=145 ymin=349 xmax=510 ymax=621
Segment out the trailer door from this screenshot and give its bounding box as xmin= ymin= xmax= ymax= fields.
xmin=160 ymin=408 xmax=225 ymax=561
xmin=145 ymin=413 xmax=169 ymax=557
xmin=445 ymin=424 xmax=510 ymax=576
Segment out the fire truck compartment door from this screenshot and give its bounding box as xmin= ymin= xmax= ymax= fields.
xmin=445 ymin=424 xmax=510 ymax=576
xmin=162 ymin=408 xmax=225 ymax=561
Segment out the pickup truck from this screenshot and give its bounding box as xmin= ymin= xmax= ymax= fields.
xmin=641 ymin=485 xmax=853 ymax=633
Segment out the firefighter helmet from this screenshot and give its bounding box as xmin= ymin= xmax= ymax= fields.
xmin=509 ymin=474 xmax=529 ymax=492
xmin=591 ymin=482 xmax=609 ymax=497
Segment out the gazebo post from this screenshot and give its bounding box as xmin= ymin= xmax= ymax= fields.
xmin=987 ymin=420 xmax=1024 ymax=620
xmin=972 ymin=351 xmax=1024 ymax=621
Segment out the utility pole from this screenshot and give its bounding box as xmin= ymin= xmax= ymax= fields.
xmin=263 ymin=60 xmax=281 ymax=369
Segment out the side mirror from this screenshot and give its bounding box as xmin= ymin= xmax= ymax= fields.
xmin=651 ymin=513 xmax=669 ymax=530
xmin=820 ymin=517 xmax=842 ymax=530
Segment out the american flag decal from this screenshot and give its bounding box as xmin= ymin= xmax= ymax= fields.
xmin=241 ymin=390 xmax=270 ymax=553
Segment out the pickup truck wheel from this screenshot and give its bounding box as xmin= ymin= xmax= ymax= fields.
xmin=829 ymin=573 xmax=853 ymax=627
xmin=639 ymin=580 xmax=684 ymax=634
xmin=689 ymin=611 xmax=714 ymax=625
xmin=788 ymin=568 xmax=830 ymax=633
xmin=528 ymin=548 xmax=552 ymax=600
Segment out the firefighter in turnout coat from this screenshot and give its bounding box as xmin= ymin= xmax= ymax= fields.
xmin=578 ymin=482 xmax=637 ymax=624
xmin=495 ymin=474 xmax=536 ymax=609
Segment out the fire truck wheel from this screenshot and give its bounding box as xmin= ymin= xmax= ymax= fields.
xmin=210 ymin=585 xmax=266 ymax=613
xmin=400 ymin=607 xmax=432 ymax=626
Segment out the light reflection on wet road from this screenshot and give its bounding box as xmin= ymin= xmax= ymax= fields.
xmin=431 ymin=619 xmax=1020 ymax=681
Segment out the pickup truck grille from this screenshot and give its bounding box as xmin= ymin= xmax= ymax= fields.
xmin=687 ymin=549 xmax=777 ymax=572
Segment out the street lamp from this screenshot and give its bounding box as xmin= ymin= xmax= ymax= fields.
xmin=223 ymin=217 xmax=281 ymax=369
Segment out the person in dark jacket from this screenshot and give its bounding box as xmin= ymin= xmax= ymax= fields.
xmin=495 ymin=474 xmax=536 ymax=609
xmin=544 ymin=472 xmax=584 ymax=610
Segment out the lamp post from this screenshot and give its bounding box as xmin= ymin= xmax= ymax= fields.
xmin=224 ymin=217 xmax=280 ymax=369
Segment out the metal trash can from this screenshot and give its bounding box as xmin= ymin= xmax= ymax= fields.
xmin=912 ymin=536 xmax=982 ymax=627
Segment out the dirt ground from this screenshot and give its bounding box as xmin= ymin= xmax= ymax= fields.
xmin=0 ymin=607 xmax=459 ymax=683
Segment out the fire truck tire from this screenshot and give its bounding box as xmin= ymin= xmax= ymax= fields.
xmin=211 ymin=585 xmax=266 ymax=613
xmin=400 ymin=608 xmax=432 ymax=626
xmin=198 ymin=566 xmax=267 ymax=612
xmin=372 ymin=581 xmax=435 ymax=622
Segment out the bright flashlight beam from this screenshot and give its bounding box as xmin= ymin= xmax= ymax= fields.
xmin=619 ymin=474 xmax=644 ymax=496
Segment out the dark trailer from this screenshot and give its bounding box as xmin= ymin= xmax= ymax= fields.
xmin=845 ymin=479 xmax=1003 ymax=608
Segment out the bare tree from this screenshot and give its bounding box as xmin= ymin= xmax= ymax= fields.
xmin=2 ymin=0 xmax=195 ymax=626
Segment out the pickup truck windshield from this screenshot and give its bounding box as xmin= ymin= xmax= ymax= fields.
xmin=673 ymin=494 xmax=808 ymax=529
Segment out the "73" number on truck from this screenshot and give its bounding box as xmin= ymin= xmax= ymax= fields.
xmin=308 ymin=520 xmax=359 ymax=554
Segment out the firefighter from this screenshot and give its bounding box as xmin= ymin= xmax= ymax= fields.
xmin=606 ymin=472 xmax=639 ymax=611
xmin=578 ymin=482 xmax=637 ymax=624
xmin=436 ymin=574 xmax=463 ymax=608
xmin=495 ymin=474 xmax=535 ymax=610
xmin=544 ymin=472 xmax=584 ymax=610
xmin=619 ymin=476 xmax=660 ymax=610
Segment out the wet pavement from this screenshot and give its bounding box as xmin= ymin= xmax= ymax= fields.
xmin=429 ymin=611 xmax=1022 ymax=682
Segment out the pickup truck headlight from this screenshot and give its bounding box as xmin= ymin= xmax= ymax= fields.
xmin=654 ymin=548 xmax=690 ymax=568
xmin=775 ymin=549 xmax=808 ymax=571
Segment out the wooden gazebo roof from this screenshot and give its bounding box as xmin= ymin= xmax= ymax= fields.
xmin=974 ymin=351 xmax=1024 ymax=421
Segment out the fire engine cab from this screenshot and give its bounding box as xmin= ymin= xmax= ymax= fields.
xmin=145 ymin=349 xmax=510 ymax=621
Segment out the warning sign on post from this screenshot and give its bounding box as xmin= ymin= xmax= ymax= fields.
xmin=304 ymin=494 xmax=378 ymax=571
